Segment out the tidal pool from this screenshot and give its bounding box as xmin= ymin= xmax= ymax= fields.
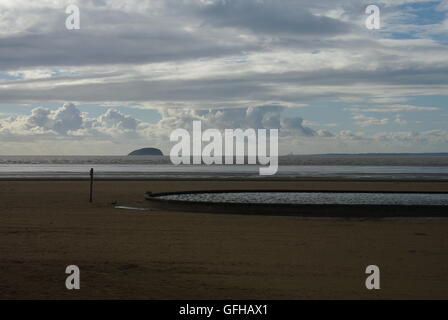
xmin=157 ymin=192 xmax=448 ymax=206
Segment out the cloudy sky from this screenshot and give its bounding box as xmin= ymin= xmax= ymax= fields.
xmin=0 ymin=0 xmax=447 ymax=155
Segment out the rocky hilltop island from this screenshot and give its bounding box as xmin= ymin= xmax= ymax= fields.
xmin=128 ymin=148 xmax=164 ymax=156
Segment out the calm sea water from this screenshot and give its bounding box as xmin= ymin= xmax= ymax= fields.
xmin=1 ymin=155 xmax=448 ymax=180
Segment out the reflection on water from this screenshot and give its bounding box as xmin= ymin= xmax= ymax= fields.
xmin=159 ymin=192 xmax=448 ymax=206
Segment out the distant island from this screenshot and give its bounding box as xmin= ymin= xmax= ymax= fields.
xmin=128 ymin=148 xmax=164 ymax=156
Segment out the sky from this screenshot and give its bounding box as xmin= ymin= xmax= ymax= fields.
xmin=0 ymin=0 xmax=447 ymax=155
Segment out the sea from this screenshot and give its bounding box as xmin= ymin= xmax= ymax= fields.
xmin=1 ymin=155 xmax=448 ymax=180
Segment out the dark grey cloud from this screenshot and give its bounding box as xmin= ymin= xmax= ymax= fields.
xmin=1 ymin=0 xmax=446 ymax=107
xmin=255 ymin=67 xmax=448 ymax=86
xmin=2 ymin=65 xmax=448 ymax=105
xmin=0 ymin=29 xmax=255 ymax=71
xmin=197 ymin=0 xmax=353 ymax=36
xmin=0 ymin=0 xmax=360 ymax=71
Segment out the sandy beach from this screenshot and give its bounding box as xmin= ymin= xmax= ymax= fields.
xmin=0 ymin=180 xmax=447 ymax=299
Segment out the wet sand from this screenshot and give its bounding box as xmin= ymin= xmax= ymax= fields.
xmin=0 ymin=180 xmax=447 ymax=299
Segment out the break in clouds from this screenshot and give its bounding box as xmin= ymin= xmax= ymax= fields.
xmin=0 ymin=0 xmax=447 ymax=154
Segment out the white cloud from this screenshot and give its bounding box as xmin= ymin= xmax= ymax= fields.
xmin=394 ymin=114 xmax=408 ymax=125
xmin=0 ymin=103 xmax=329 ymax=140
xmin=374 ymin=130 xmax=448 ymax=145
xmin=0 ymin=103 xmax=146 ymax=139
xmin=346 ymin=105 xmax=440 ymax=113
xmin=0 ymin=103 xmax=446 ymax=155
xmin=352 ymin=114 xmax=389 ymax=127
xmin=154 ymin=105 xmax=332 ymax=137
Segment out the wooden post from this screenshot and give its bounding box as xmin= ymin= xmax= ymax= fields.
xmin=89 ymin=168 xmax=94 ymax=203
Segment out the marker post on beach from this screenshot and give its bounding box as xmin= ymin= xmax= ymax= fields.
xmin=89 ymin=168 xmax=94 ymax=203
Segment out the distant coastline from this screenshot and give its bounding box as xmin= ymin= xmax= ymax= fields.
xmin=290 ymin=153 xmax=448 ymax=157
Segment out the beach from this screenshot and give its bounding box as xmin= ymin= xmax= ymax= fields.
xmin=0 ymin=180 xmax=447 ymax=299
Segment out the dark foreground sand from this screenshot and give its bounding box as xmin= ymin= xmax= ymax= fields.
xmin=0 ymin=180 xmax=447 ymax=299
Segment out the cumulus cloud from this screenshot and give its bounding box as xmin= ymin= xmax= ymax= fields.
xmin=0 ymin=103 xmax=84 ymax=136
xmin=155 ymin=105 xmax=333 ymax=137
xmin=52 ymin=103 xmax=84 ymax=133
xmin=0 ymin=103 xmax=330 ymax=140
xmin=1 ymin=103 xmax=446 ymax=155
xmin=0 ymin=103 xmax=147 ymax=140
xmin=96 ymin=109 xmax=139 ymax=131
